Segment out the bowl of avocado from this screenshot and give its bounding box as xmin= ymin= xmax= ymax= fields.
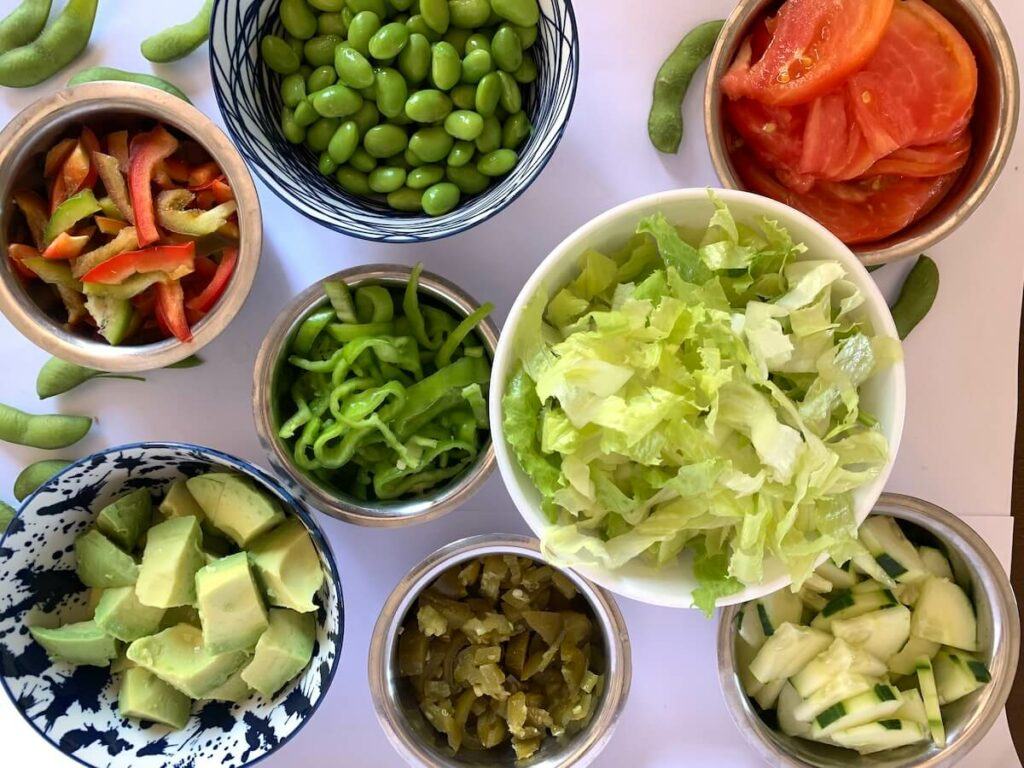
xmin=0 ymin=442 xmax=343 ymax=768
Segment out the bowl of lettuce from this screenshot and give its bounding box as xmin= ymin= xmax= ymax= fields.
xmin=489 ymin=189 xmax=906 ymax=612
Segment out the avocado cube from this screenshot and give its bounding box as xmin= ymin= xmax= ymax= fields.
xmin=30 ymin=620 xmax=119 ymax=667
xmin=195 ymin=552 xmax=268 ymax=654
xmin=126 ymin=623 xmax=249 ymax=699
xmin=94 ymin=586 xmax=166 ymax=641
xmin=95 ymin=488 xmax=152 ymax=551
xmin=186 ymin=473 xmax=285 ymax=547
xmin=135 ymin=516 xmax=205 ymax=608
xmin=74 ymin=529 xmax=139 ymax=588
xmin=241 ymin=608 xmax=315 ymax=698
xmin=203 ymin=668 xmax=252 ymax=702
xmin=119 ymin=667 xmax=192 ymax=730
xmin=248 ymin=518 xmax=324 ymax=613
xmin=159 ymin=479 xmax=205 ymax=522
xmin=160 ymin=604 xmax=201 ymax=630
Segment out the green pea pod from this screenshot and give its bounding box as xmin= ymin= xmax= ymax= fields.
xmin=36 ymin=357 xmax=145 ymax=399
xmin=890 ymin=255 xmax=939 ymax=340
xmin=648 ymin=19 xmax=725 ymax=154
xmin=165 ymin=354 xmax=204 ymax=369
xmin=140 ymin=0 xmax=213 ymax=63
xmin=0 ymin=500 xmax=13 ymax=531
xmin=0 ymin=403 xmax=91 ymax=449
xmin=14 ymin=459 xmax=72 ymax=501
xmin=0 ymin=0 xmax=53 ymax=57
xmin=0 ymin=0 xmax=98 ymax=87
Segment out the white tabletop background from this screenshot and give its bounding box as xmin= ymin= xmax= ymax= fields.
xmin=0 ymin=0 xmax=1022 ymax=765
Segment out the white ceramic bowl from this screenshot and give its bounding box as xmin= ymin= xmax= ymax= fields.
xmin=488 ymin=188 xmax=906 ymax=608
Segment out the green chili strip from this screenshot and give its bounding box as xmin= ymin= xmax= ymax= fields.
xmin=403 ymin=263 xmax=435 ymax=350
xmin=355 ymin=285 xmax=395 ymax=323
xmin=435 ymin=302 xmax=494 ymax=368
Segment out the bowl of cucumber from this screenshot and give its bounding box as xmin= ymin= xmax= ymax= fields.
xmin=716 ymin=493 xmax=1019 ymax=767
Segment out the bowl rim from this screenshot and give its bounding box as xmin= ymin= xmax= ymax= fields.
xmin=208 ymin=0 xmax=581 ymax=243
xmin=252 ymin=264 xmax=499 ymax=527
xmin=715 ymin=493 xmax=1022 ymax=768
xmin=0 ymin=81 xmax=263 ymax=372
xmin=0 ymin=440 xmax=344 ymax=768
xmin=366 ymin=533 xmax=632 ymax=768
xmin=487 ymin=187 xmax=907 ymax=608
xmin=702 ymin=0 xmax=1021 ymax=266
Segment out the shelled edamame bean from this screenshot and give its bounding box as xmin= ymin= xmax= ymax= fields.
xmin=260 ymin=0 xmax=540 ymax=216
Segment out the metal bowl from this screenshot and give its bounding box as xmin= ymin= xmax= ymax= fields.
xmin=253 ymin=264 xmax=498 ymax=526
xmin=0 ymin=81 xmax=262 ymax=371
xmin=717 ymin=493 xmax=1020 ymax=767
xmin=703 ymin=0 xmax=1020 ymax=266
xmin=368 ymin=534 xmax=631 ymax=768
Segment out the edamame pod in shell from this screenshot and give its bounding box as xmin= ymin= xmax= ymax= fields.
xmin=14 ymin=460 xmax=72 ymax=501
xmin=0 ymin=403 xmax=91 ymax=449
xmin=890 ymin=255 xmax=940 ymax=340
xmin=140 ymin=0 xmax=213 ymax=63
xmin=0 ymin=0 xmax=52 ymax=57
xmin=0 ymin=0 xmax=98 ymax=87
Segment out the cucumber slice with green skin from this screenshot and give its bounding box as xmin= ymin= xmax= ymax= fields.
xmin=749 ymin=623 xmax=831 ymax=685
xmin=811 ymin=588 xmax=898 ymax=631
xmin=85 ymin=295 xmax=134 ymax=345
xmin=793 ymin=672 xmax=876 ymax=723
xmin=852 ymin=551 xmax=898 ymax=589
xmin=810 ymin=683 xmax=904 ymax=738
xmin=831 ymin=605 xmax=911 ymax=661
xmin=815 ymin=560 xmax=859 ymax=590
xmin=735 ymin=636 xmax=763 ymax=697
xmin=888 ymin=635 xmax=940 ymax=676
xmin=919 ymin=546 xmax=954 ymax=580
xmin=858 ymin=516 xmax=929 ymax=584
xmin=912 ymin=577 xmax=978 ymax=651
xmin=802 ymin=573 xmax=833 ymax=594
xmin=894 ymin=688 xmax=928 ymax=727
xmin=933 ymin=647 xmax=991 ymax=705
xmin=739 ymin=590 xmax=802 ymax=649
xmin=777 ymin=682 xmax=811 ymax=737
xmin=791 ymin=639 xmax=887 ymax=698
xmin=830 ymin=718 xmax=927 ymax=754
xmin=799 ymin=588 xmax=828 ymax=613
xmin=916 ymin=656 xmax=945 ymax=747
xmin=754 ymin=677 xmax=786 ymax=710
xmin=892 ymin=581 xmax=920 ymax=607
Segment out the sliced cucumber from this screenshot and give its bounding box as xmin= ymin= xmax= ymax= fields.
xmin=736 ymin=636 xmax=763 ymax=697
xmin=858 ymin=516 xmax=928 ymax=584
xmin=749 ymin=623 xmax=831 ymax=684
xmin=738 ymin=590 xmax=803 ymax=649
xmin=791 ymin=639 xmax=885 ymax=698
xmin=831 ymin=605 xmax=911 ymax=661
xmin=830 ymin=718 xmax=927 ymax=754
xmin=810 ymin=588 xmax=897 ymax=631
xmin=912 ymin=577 xmax=978 ymax=651
xmin=888 ymin=635 xmax=940 ymax=676
xmin=810 ymin=683 xmax=903 ymax=737
xmin=754 ymin=677 xmax=786 ymax=710
xmin=852 ymin=551 xmax=898 ymax=588
xmin=919 ymin=546 xmax=954 ymax=580
xmin=777 ymin=682 xmax=811 ymax=738
xmin=815 ymin=560 xmax=859 ymax=590
xmin=916 ymin=656 xmax=945 ymax=747
xmin=895 ymin=688 xmax=928 ymax=727
xmin=933 ymin=648 xmax=991 ymax=705
xmin=792 ymin=672 xmax=875 ymax=723
xmin=799 ymin=588 xmax=828 ymax=613
xmin=802 ymin=573 xmax=833 ymax=594
xmin=893 ymin=582 xmax=920 ymax=607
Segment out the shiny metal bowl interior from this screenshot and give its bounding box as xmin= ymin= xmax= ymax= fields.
xmin=252 ymin=264 xmax=498 ymax=527
xmin=0 ymin=82 xmax=262 ymax=372
xmin=368 ymin=534 xmax=632 ymax=768
xmin=704 ymin=0 xmax=1020 ymax=266
xmin=717 ymin=493 xmax=1020 ymax=768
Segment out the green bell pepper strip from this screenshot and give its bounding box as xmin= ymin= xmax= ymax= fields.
xmin=92 ymin=152 xmax=134 ymax=223
xmin=155 ymin=189 xmax=237 ymax=236
xmin=43 ymin=189 xmax=101 ymax=245
xmin=324 ymin=279 xmax=357 ymax=322
xmin=325 ymin=321 xmax=397 ymax=342
xmin=435 ymin=301 xmax=493 ymax=368
xmin=20 ymin=257 xmax=82 ymax=289
xmin=403 ymin=263 xmax=435 ymax=349
xmin=392 ymin=355 xmax=491 ymax=438
xmin=355 ymin=285 xmax=394 ymax=323
xmin=292 ymin=306 xmax=336 ymax=356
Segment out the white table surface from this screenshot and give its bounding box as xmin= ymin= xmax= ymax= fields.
xmin=1 ymin=0 xmax=1022 ymax=765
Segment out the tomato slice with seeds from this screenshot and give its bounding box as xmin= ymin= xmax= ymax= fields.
xmin=721 ymin=0 xmax=895 ymax=106
xmin=724 ymin=98 xmax=807 ymax=174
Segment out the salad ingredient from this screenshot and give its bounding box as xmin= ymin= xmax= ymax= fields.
xmin=13 ymin=459 xmax=71 ymax=501
xmin=195 ymin=552 xmax=270 ymax=654
xmin=240 ymin=609 xmax=315 ymax=698
xmin=247 ymin=518 xmax=324 ymax=613
xmin=502 ymin=196 xmax=898 ymax=612
xmin=737 ymin=515 xmax=989 ymax=755
xmin=95 ymin=488 xmax=152 ymax=550
xmin=890 ymin=256 xmax=939 ymax=342
xmin=136 ymin=515 xmax=205 ymax=607
xmin=398 ymin=554 xmax=604 ymax=759
xmin=140 ymin=0 xmax=213 ymax=63
xmin=275 ymin=265 xmax=493 ymax=502
xmin=94 ymin=586 xmax=165 ymax=641
xmin=68 ymin=66 xmax=192 ymax=102
xmin=74 ymin=528 xmax=139 ymax=587
xmin=128 ymin=623 xmax=250 ymax=698
xmin=0 ymin=403 xmax=91 ymax=448
xmin=648 ymin=20 xmax=724 ymax=154
xmin=36 ymin=356 xmax=145 ymax=399
xmin=0 ymin=500 xmax=13 ymax=530
xmin=118 ymin=668 xmax=191 ymax=729
xmin=29 ymin=620 xmax=119 ymax=666
xmin=0 ymin=0 xmax=97 ymax=87
xmin=0 ymin=0 xmax=52 ymax=57
xmin=186 ymin=473 xmax=285 ymax=547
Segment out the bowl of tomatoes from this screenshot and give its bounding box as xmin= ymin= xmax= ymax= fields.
xmin=0 ymin=81 xmax=262 ymax=371
xmin=704 ymin=0 xmax=1019 ymax=266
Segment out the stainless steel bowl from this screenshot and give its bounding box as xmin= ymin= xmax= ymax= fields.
xmin=252 ymin=264 xmax=498 ymax=526
xmin=717 ymin=493 xmax=1020 ymax=767
xmin=0 ymin=82 xmax=262 ymax=371
xmin=703 ymin=0 xmax=1020 ymax=266
xmin=368 ymin=534 xmax=632 ymax=768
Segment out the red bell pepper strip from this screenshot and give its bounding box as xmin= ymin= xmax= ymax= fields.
xmin=186 ymin=248 xmax=237 ymax=313
xmin=49 ymin=173 xmax=67 ymax=213
xmin=44 ymin=138 xmax=76 ymax=178
xmin=42 ymin=231 xmax=92 ymax=260
xmin=81 ymin=241 xmax=195 ymax=285
xmin=61 ymin=128 xmax=101 ymax=198
xmin=188 ymin=161 xmax=220 ymax=188
xmin=95 ymin=216 xmax=129 ymax=236
xmin=155 ymin=279 xmax=192 ymax=342
xmin=128 ymin=125 xmax=180 ymax=246
xmin=79 ymin=128 xmax=101 ymax=190
xmin=8 ymin=244 xmax=40 ymax=280
xmin=106 ymin=130 xmax=130 ymax=173
xmin=192 ymin=255 xmax=218 ymax=280
xmin=210 ymin=179 xmax=234 ymax=203
xmin=163 ymin=157 xmax=191 ymax=182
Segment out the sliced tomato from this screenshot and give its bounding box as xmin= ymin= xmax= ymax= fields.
xmin=721 ymin=0 xmax=894 ymax=106
xmin=848 ymin=0 xmax=977 ymax=157
xmin=725 ymin=98 xmax=807 ymax=173
xmin=732 ymin=150 xmax=957 ymax=244
xmin=865 ymin=132 xmax=972 ymax=177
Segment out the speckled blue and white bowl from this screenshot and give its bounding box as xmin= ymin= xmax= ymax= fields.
xmin=0 ymin=442 xmax=343 ymax=768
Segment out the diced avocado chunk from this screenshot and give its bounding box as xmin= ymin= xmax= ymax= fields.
xmin=30 ymin=620 xmax=119 ymax=666
xmin=241 ymin=609 xmax=315 ymax=698
xmin=135 ymin=516 xmax=205 ymax=608
xmin=186 ymin=473 xmax=285 ymax=547
xmin=159 ymin=478 xmax=206 ymax=521
xmin=95 ymin=489 xmax=152 ymax=551
xmin=203 ymin=669 xmax=252 ymax=702
xmin=160 ymin=605 xmax=201 ymax=629
xmin=126 ymin=623 xmax=248 ymax=699
xmin=85 ymin=295 xmax=134 ymax=345
xmin=119 ymin=666 xmax=192 ymax=730
xmin=74 ymin=529 xmax=139 ymax=588
xmin=911 ymin=576 xmax=978 ymax=651
xmin=247 ymin=518 xmax=324 ymax=613
xmin=195 ymin=552 xmax=268 ymax=654
xmin=110 ymin=650 xmax=136 ymax=674
xmin=94 ymin=586 xmax=166 ymax=641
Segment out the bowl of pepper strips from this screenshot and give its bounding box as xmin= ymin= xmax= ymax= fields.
xmin=0 ymin=81 xmax=261 ymax=371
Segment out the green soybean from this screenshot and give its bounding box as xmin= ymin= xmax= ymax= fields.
xmin=398 ymin=32 xmax=431 ymax=83
xmin=407 ymin=165 xmax=445 ymax=189
xmin=421 ymin=181 xmax=460 ymax=215
xmin=312 ymin=0 xmax=346 ymax=8
xmin=36 ymin=357 xmax=144 ymax=400
xmin=350 ymin=146 xmax=378 ymax=171
xmin=443 ymin=27 xmax=472 ymax=55
xmin=282 ymin=107 xmax=306 ymax=143
xmin=307 ymin=116 xmax=341 ymax=150
xmin=513 ymin=53 xmax=537 ymax=83
xmin=286 ymin=33 xmax=307 ymax=60
xmin=369 ymin=22 xmax=410 ymax=59
xmin=404 ymin=147 xmax=425 ymax=166
xmin=0 ymin=0 xmax=98 ymax=87
xmin=280 ymin=0 xmax=318 ymax=39
xmin=263 ymin=34 xmax=302 ymax=74
xmin=68 ymin=67 xmax=192 ymax=103
xmin=319 ymin=11 xmax=348 ymax=35
xmin=461 ymin=49 xmax=492 ymax=83
xmin=387 ymin=187 xmax=423 ymax=211
xmin=305 ymin=33 xmax=344 ymax=66
xmin=450 ymin=83 xmax=476 ymax=110
xmin=449 ymin=0 xmax=491 ymax=29
xmin=648 ymin=19 xmax=725 ymax=154
xmin=294 ymin=98 xmax=320 ymax=126
xmin=313 ymin=83 xmax=364 ymax=116
xmin=477 ymin=148 xmax=517 ymax=176
xmin=409 ymin=126 xmax=453 ymax=163
xmin=492 ymin=0 xmax=539 ymax=26
xmin=374 ymin=67 xmax=408 ymax=118
xmin=891 ymin=255 xmax=940 ymax=340
xmin=364 ymin=123 xmax=409 ymax=157
xmin=512 ymin=23 xmax=537 ymax=48
xmin=447 ymin=140 xmax=475 ymax=167
xmin=336 ymin=166 xmax=372 ymax=195
xmin=347 ymin=10 xmax=381 ymax=55
xmin=444 ymin=110 xmax=484 ymax=140
xmin=0 ymin=403 xmax=91 ymax=449
xmin=497 ymin=70 xmax=521 ymax=112
xmin=419 ymin=0 xmax=449 ymax=34
xmin=405 ymin=89 xmax=452 ymax=122
xmin=446 ymin=164 xmax=489 ymax=195
xmin=431 ymin=41 xmax=461 ymax=90
xmin=491 ymin=24 xmax=522 ymax=72
xmin=351 ymin=100 xmax=380 ymax=133
xmin=406 ymin=14 xmax=441 ymax=42
xmin=319 ymin=152 xmax=340 ymax=174
xmin=308 ymin=64 xmax=338 ymax=91
xmin=141 ymin=0 xmax=214 ymax=62
xmin=475 ymin=71 xmax=501 ymax=115
xmin=0 ymin=0 xmax=52 ymax=57
xmin=502 ymin=110 xmax=531 ymax=149
xmin=282 ymin=73 xmax=308 ymax=106
xmin=14 ymin=459 xmax=72 ymax=502
xmin=475 ymin=115 xmax=502 ymax=153
xmin=369 ymin=166 xmax=407 ymax=193
xmin=347 ymin=0 xmax=387 ymax=16
xmin=328 ymin=120 xmax=361 ymax=162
